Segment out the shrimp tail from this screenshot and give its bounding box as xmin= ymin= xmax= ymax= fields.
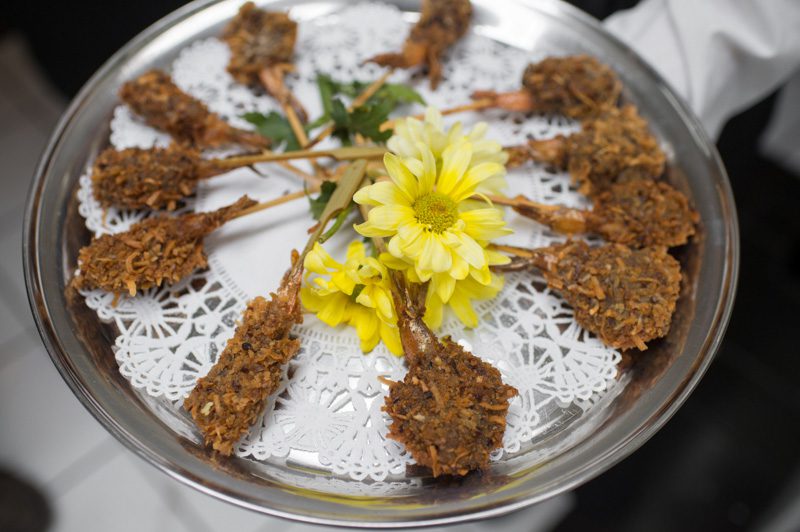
xmin=470 ymin=88 xmax=535 ymax=112
xmin=512 ymin=196 xmax=589 ymax=235
xmin=367 ymin=40 xmax=427 ymax=70
xmin=390 ymin=274 xmax=438 ymax=366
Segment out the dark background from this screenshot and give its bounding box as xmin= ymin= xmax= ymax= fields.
xmin=2 ymin=1 xmax=800 ymax=531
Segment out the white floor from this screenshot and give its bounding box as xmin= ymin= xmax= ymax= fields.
xmin=0 ymin=34 xmax=572 ymax=531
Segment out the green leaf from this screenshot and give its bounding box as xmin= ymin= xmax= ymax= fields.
xmin=312 ymin=72 xmax=425 ymax=145
xmin=306 ymin=114 xmax=329 ymax=130
xmin=330 ymin=98 xmax=353 ymax=146
xmin=316 ymin=73 xmax=338 ymax=118
xmin=308 ymin=181 xmax=338 ymax=221
xmin=319 ymin=202 xmax=354 ymax=244
xmin=242 ymin=111 xmax=301 ymax=152
xmin=348 ymin=99 xmax=395 ymax=144
xmin=376 ymin=84 xmax=426 ymax=106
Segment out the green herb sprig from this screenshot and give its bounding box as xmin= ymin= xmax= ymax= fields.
xmin=316 ymin=73 xmax=424 ymax=145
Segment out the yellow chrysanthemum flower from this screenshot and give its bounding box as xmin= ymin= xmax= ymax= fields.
xmin=301 ymin=241 xmax=402 ymax=355
xmin=380 ymin=250 xmax=508 ymax=329
xmin=426 ymin=272 xmax=504 ymax=329
xmin=354 ymin=140 xmax=512 ymax=285
xmin=387 ymin=107 xmax=508 ymax=195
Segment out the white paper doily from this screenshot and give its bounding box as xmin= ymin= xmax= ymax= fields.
xmin=76 ymin=3 xmax=622 ymax=482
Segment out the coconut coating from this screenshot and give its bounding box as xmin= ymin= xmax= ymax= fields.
xmin=588 ymin=179 xmax=698 ymax=248
xmin=222 ymin=2 xmax=298 ymax=86
xmin=521 ymin=55 xmax=621 ymax=119
xmin=533 ymin=241 xmax=681 ymax=350
xmin=384 ymin=335 xmax=517 ymax=477
xmin=91 ymin=146 xmax=213 ymax=210
xmin=72 ymin=196 xmax=256 ymax=296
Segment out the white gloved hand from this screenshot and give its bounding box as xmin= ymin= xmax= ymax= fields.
xmin=604 ymin=0 xmax=800 ymax=139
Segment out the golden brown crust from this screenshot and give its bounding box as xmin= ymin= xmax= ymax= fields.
xmin=183 ymin=282 xmax=302 ymax=455
xmin=222 ymin=2 xmax=298 ymax=86
xmin=384 ymin=335 xmax=517 ymax=477
xmin=368 ymin=0 xmax=472 ymax=89
xmin=521 ymin=55 xmax=622 ymax=119
xmin=90 ymin=146 xmax=213 ymax=211
xmin=384 ymin=282 xmax=516 ymax=477
xmin=72 ymin=196 xmax=256 ymax=296
xmin=410 ymin=0 xmax=472 ymax=50
xmin=119 ymin=70 xmax=268 ymax=149
xmin=563 ymin=105 xmax=666 ymax=195
xmin=532 ymin=241 xmax=681 ymax=350
xmin=588 ymin=179 xmax=699 ymax=248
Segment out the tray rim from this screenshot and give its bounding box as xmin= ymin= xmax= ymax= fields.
xmin=23 ymin=0 xmax=739 ymax=527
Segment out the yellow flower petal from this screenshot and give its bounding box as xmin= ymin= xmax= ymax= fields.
xmin=316 ymin=292 xmax=352 ymax=327
xmin=449 ymin=291 xmax=478 ymax=328
xmin=434 ymin=273 xmax=456 ymax=303
xmin=383 ymin=153 xmax=418 ymax=202
xmin=354 ymin=205 xmax=415 ymax=238
xmin=300 ymin=286 xmax=324 ymax=312
xmin=451 ymin=232 xmax=486 ymax=269
xmin=418 ymin=233 xmax=452 ymax=273
xmin=424 ymin=106 xmax=443 ymax=129
xmin=417 ymin=143 xmax=437 ymax=196
xmin=379 ymin=251 xmax=411 ymax=271
xmin=403 ymin=157 xmax=425 ymax=178
xmin=450 ymin=254 xmax=470 ymax=280
xmin=353 ymin=220 xmax=390 ymax=238
xmin=486 ymin=249 xmax=512 ymax=266
xmin=345 ymin=240 xmax=365 ymax=261
xmin=450 ymin=162 xmax=506 ymax=202
xmin=467 ymin=121 xmax=488 ymax=142
xmin=369 ymin=205 xmax=414 ymax=232
xmin=380 ymin=321 xmax=404 ymax=356
xmin=436 ymin=142 xmax=472 ymax=198
xmin=374 ymin=288 xmax=396 ymax=322
xmin=304 ymin=242 xmax=340 ymax=275
xmin=423 ymin=291 xmax=444 ymax=329
xmin=470 ymin=265 xmax=492 ymax=286
xmin=460 ymin=208 xmax=514 ymax=240
xmin=331 ymin=270 xmax=356 ymax=295
xmin=354 ymin=181 xmax=410 ymax=207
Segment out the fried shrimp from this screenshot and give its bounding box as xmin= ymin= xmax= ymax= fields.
xmin=183 ymin=159 xmax=368 ymax=455
xmin=367 ymin=0 xmax=473 ymax=89
xmin=381 ymin=275 xmax=516 ymax=477
xmin=508 ymin=105 xmax=666 ymax=196
xmin=184 ymin=257 xmax=303 ymax=455
xmin=222 ymin=2 xmax=306 ymax=122
xmin=90 ymin=145 xmax=222 ymax=211
xmin=497 ymin=241 xmax=681 ymax=350
xmin=72 ymin=196 xmax=257 ymax=296
xmin=119 ymin=70 xmax=269 ymax=149
xmin=472 ymin=55 xmax=621 ymax=118
xmin=511 ymin=179 xmax=698 ymax=248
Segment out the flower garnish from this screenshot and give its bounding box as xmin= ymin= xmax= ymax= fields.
xmin=354 ymin=136 xmax=511 ymax=285
xmin=301 ymin=241 xmax=402 ymax=355
xmin=387 ymin=107 xmax=508 ymax=195
xmin=381 ymin=249 xmax=509 ymax=329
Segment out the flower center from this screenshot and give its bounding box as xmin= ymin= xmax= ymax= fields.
xmin=413 ymin=193 xmax=458 ymax=233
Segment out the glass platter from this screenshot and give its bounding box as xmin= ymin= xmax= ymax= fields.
xmin=23 ymin=0 xmax=738 ymax=527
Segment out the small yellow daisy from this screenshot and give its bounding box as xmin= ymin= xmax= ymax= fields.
xmin=301 ymin=241 xmax=402 ymax=355
xmin=381 ymin=250 xmax=508 ymax=329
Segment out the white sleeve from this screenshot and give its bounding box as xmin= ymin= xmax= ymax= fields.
xmin=604 ymin=0 xmax=800 ymax=139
